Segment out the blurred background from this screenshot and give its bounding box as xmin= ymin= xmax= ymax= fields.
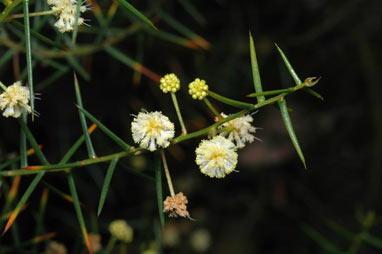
xmin=0 ymin=0 xmax=381 ymax=253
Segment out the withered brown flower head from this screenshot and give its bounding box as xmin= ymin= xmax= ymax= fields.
xmin=163 ymin=192 xmax=190 ymax=218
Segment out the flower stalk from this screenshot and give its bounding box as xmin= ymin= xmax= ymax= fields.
xmin=159 ymin=150 xmax=175 ymax=197
xmin=203 ymin=97 xmax=221 ymax=120
xmin=171 ymin=92 xmax=187 ymax=135
xmin=6 ymin=10 xmax=58 ymax=21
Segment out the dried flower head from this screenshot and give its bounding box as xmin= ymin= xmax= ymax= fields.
xmin=109 ymin=220 xmax=133 ymax=243
xmin=195 ymin=136 xmax=238 ymax=178
xmin=131 ymin=111 xmax=175 ymax=152
xmin=188 ymin=78 xmax=208 ymax=100
xmin=163 ymin=192 xmax=190 ymax=218
xmin=0 ymin=81 xmax=31 ymax=118
xmin=44 ymin=241 xmax=67 ymax=254
xmin=160 ymin=73 xmax=180 ymax=93
xmin=47 ymin=0 xmax=89 ymax=33
xmin=88 ymin=233 xmax=102 ymax=252
xmin=218 ymin=113 xmax=258 ymax=149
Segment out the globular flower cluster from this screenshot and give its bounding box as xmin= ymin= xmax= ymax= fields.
xmin=195 ymin=136 xmax=238 ymax=178
xmin=47 ymin=0 xmax=89 ymax=33
xmin=160 ymin=73 xmax=180 ymax=93
xmin=109 ymin=220 xmax=133 ymax=243
xmin=218 ymin=113 xmax=258 ymax=149
xmin=0 ymin=81 xmax=31 ymax=118
xmin=163 ymin=192 xmax=190 ymax=218
xmin=131 ymin=111 xmax=175 ymax=152
xmin=188 ymin=78 xmax=208 ymax=100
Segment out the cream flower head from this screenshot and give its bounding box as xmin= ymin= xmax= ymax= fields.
xmin=131 ymin=111 xmax=175 ymax=152
xmin=109 ymin=220 xmax=133 ymax=243
xmin=47 ymin=0 xmax=89 ymax=33
xmin=195 ymin=136 xmax=238 ymax=178
xmin=0 ymin=81 xmax=31 ymax=118
xmin=188 ymin=78 xmax=208 ymax=100
xmin=218 ymin=113 xmax=258 ymax=149
xmin=44 ymin=241 xmax=67 ymax=254
xmin=160 ymin=73 xmax=180 ymax=93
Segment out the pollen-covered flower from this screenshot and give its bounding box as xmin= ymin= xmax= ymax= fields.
xmin=195 ymin=136 xmax=238 ymax=178
xmin=218 ymin=113 xmax=258 ymax=149
xmin=0 ymin=81 xmax=31 ymax=118
xmin=163 ymin=192 xmax=190 ymax=218
xmin=160 ymin=73 xmax=180 ymax=93
xmin=188 ymin=78 xmax=208 ymax=100
xmin=131 ymin=111 xmax=175 ymax=152
xmin=47 ymin=0 xmax=89 ymax=33
xmin=109 ymin=220 xmax=133 ymax=243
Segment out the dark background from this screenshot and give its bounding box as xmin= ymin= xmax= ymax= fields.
xmin=0 ymin=0 xmax=381 ymax=253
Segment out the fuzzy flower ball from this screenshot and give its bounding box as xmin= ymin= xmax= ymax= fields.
xmin=0 ymin=81 xmax=31 ymax=118
xmin=160 ymin=73 xmax=180 ymax=93
xmin=195 ymin=136 xmax=238 ymax=178
xmin=188 ymin=78 xmax=208 ymax=100
xmin=47 ymin=0 xmax=89 ymax=33
xmin=131 ymin=111 xmax=175 ymax=152
xmin=218 ymin=113 xmax=258 ymax=149
xmin=109 ymin=220 xmax=133 ymax=243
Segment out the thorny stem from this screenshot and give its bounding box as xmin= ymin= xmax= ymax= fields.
xmin=0 ymin=80 xmax=317 ymax=177
xmin=203 ymin=97 xmax=221 ymax=120
xmin=171 ymin=92 xmax=187 ymax=135
xmin=6 ymin=10 xmax=58 ymax=21
xmin=159 ymin=150 xmax=175 ymax=197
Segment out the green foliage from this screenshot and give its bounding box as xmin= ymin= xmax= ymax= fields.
xmin=4 ymin=1 xmax=369 ymax=253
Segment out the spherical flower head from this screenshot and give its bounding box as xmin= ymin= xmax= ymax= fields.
xmin=131 ymin=111 xmax=175 ymax=152
xmin=0 ymin=81 xmax=31 ymax=118
xmin=160 ymin=73 xmax=180 ymax=93
xmin=218 ymin=113 xmax=258 ymax=149
xmin=109 ymin=220 xmax=133 ymax=243
xmin=47 ymin=0 xmax=89 ymax=33
xmin=163 ymin=192 xmax=190 ymax=218
xmin=195 ymin=136 xmax=238 ymax=178
xmin=188 ymin=78 xmax=208 ymax=100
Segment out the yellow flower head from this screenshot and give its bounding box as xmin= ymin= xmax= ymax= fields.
xmin=109 ymin=220 xmax=133 ymax=243
xmin=131 ymin=111 xmax=175 ymax=152
xmin=47 ymin=0 xmax=89 ymax=33
xmin=0 ymin=81 xmax=31 ymax=118
xmin=160 ymin=73 xmax=180 ymax=93
xmin=195 ymin=136 xmax=238 ymax=178
xmin=218 ymin=113 xmax=258 ymax=149
xmin=188 ymin=78 xmax=208 ymax=100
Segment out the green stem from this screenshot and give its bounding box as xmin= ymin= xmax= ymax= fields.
xmin=207 ymin=90 xmax=254 ymax=109
xmin=247 ymin=87 xmax=296 ymax=97
xmin=173 ymin=109 xmax=250 ymax=143
xmin=203 ymin=97 xmax=221 ymax=119
xmin=171 ymin=92 xmax=187 ymax=135
xmin=105 ymin=235 xmax=117 ymax=254
xmin=23 ymin=0 xmax=35 ymax=121
xmin=6 ymin=10 xmax=57 ymax=20
xmin=159 ymin=150 xmax=175 ymax=197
